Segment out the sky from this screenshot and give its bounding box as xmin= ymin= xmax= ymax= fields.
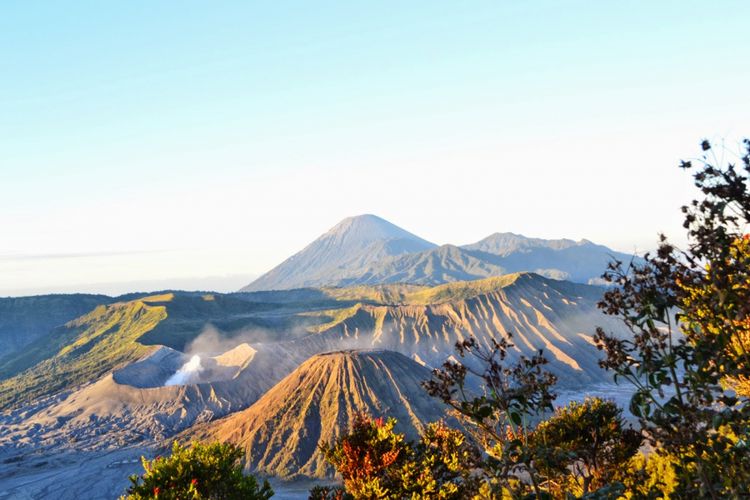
xmin=1 ymin=1 xmax=749 ymax=296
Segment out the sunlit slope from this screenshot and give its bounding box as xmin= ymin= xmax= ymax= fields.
xmin=254 ymin=273 xmax=621 ymax=387
xmin=0 ymin=299 xmax=165 ymax=409
xmin=189 ymin=350 xmax=447 ymax=479
xmin=209 ymin=274 xmax=619 ymax=425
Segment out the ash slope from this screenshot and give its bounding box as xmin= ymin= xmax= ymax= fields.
xmin=189 ymin=350 xmax=447 ymax=479
xmin=244 ymin=273 xmax=623 ymax=388
xmin=241 ymin=216 xmax=636 ymax=290
xmin=0 ymin=345 xmax=260 ymax=458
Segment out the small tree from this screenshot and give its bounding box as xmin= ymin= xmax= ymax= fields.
xmin=532 ymin=397 xmax=641 ymax=496
xmin=423 ymin=336 xmax=558 ymax=499
xmin=123 ymin=441 xmax=273 ymax=500
xmin=319 ymin=413 xmax=409 ymax=499
xmin=400 ymin=421 xmax=483 ymax=499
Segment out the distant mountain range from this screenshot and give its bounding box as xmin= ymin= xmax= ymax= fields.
xmin=242 ymin=214 xmax=636 ymax=291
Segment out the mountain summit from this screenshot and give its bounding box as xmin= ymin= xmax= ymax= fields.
xmin=324 ymin=214 xmax=430 ymax=242
xmin=242 ymin=215 xmax=436 ymax=291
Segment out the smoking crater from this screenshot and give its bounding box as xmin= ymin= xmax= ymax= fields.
xmin=164 ymin=354 xmax=204 ymax=386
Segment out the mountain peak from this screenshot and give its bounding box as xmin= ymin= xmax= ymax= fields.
xmin=333 ymin=213 xmax=386 ymax=226
xmin=241 ymin=215 xmax=436 ymax=291
xmin=463 ymin=232 xmax=581 ymax=256
xmin=323 ymin=214 xmax=432 ymax=246
xmin=242 ymin=216 xmax=636 ymax=291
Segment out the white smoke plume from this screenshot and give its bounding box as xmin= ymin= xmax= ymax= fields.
xmin=184 ymin=324 xmax=245 ymax=356
xmin=165 ymin=354 xmax=204 ymax=386
xmin=183 ymin=322 xmax=311 ymax=356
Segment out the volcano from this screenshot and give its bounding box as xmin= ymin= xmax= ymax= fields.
xmin=188 ymin=349 xmax=448 ymax=479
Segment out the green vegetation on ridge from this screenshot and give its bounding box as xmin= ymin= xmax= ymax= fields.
xmin=319 ymin=274 xmax=524 ymax=305
xmin=0 ymin=300 xmax=164 ymax=409
xmin=0 ymin=294 xmax=113 ymax=361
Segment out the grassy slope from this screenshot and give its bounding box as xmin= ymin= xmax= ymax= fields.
xmin=313 ymin=273 xmax=522 ymax=307
xmin=0 ymin=300 xmax=165 ymax=409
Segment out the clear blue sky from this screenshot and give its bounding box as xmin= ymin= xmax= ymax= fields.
xmin=1 ymin=1 xmax=748 ymax=295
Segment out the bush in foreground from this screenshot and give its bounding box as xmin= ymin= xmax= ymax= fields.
xmin=123 ymin=441 xmax=273 ymax=500
xmin=319 ymin=396 xmax=639 ymax=499
xmin=317 ymin=413 xmax=482 ymax=499
xmin=533 ymin=397 xmax=641 ymax=496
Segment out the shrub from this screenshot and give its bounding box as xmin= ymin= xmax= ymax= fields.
xmin=533 ymin=397 xmax=641 ymax=496
xmin=319 ymin=413 xmax=482 ymax=499
xmin=423 ymin=336 xmax=557 ymax=498
xmin=123 ymin=441 xmax=273 ymax=500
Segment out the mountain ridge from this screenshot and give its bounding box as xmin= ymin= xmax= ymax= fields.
xmin=462 ymin=231 xmax=590 ymax=256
